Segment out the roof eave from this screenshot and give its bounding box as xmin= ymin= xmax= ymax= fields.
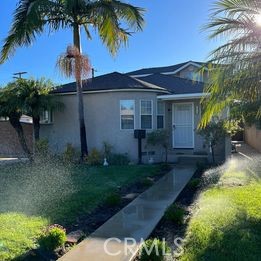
xmin=157 ymin=93 xmax=209 ymax=101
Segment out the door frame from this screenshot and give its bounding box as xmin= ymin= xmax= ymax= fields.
xmin=172 ymin=102 xmax=194 ymax=149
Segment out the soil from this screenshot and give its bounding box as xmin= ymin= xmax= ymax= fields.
xmin=144 ymin=167 xmax=206 ymax=258
xmin=64 ymin=167 xmax=170 ymax=236
xmin=25 ymin=165 xmax=170 ymax=261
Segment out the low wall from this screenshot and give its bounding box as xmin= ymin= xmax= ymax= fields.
xmin=0 ymin=121 xmax=33 ymax=157
xmin=245 ymin=125 xmax=261 ymax=152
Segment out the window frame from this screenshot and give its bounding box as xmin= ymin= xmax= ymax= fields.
xmin=157 ymin=101 xmax=165 ymax=129
xmin=40 ymin=110 xmax=53 ymax=124
xmin=140 ymin=99 xmax=153 ymax=130
xmin=120 ymin=99 xmax=135 ymax=130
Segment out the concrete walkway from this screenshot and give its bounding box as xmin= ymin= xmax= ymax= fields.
xmin=59 ymin=165 xmax=196 ymax=261
xmin=236 ymin=142 xmax=260 ymax=160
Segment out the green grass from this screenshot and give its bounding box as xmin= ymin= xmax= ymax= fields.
xmin=0 ymin=162 xmax=160 ymax=260
xmin=181 ymin=158 xmax=261 ymax=261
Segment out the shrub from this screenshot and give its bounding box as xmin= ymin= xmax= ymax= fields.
xmin=86 ymin=148 xmax=102 ymax=166
xmin=38 ymin=225 xmax=66 ymax=251
xmin=103 ymin=141 xmax=113 ymax=159
xmin=147 ymin=130 xmax=170 ymax=162
xmin=139 ymin=239 xmax=171 ymax=261
xmin=187 ymin=178 xmax=201 ymax=189
xmin=141 ymin=178 xmax=154 ymax=187
xmin=105 ymin=192 xmax=121 ymax=207
xmin=196 ymin=161 xmax=208 ymax=172
xmin=202 ymin=169 xmax=221 ymax=187
xmin=63 ymin=143 xmax=78 ymax=163
xmin=164 ymin=204 xmax=185 ymax=225
xmin=109 ymin=153 xmax=129 ymax=165
xmin=35 ymin=139 xmax=49 ymax=157
xmin=159 ymin=163 xmax=172 ymax=172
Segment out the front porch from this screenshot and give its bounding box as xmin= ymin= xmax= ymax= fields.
xmin=158 ymin=93 xmax=210 ymax=162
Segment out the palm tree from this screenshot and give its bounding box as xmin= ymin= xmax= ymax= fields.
xmin=0 ymin=83 xmax=31 ymax=159
xmin=0 ymin=0 xmax=144 ymax=159
xmin=18 ymin=78 xmax=64 ymax=141
xmin=200 ymin=0 xmax=261 ymax=127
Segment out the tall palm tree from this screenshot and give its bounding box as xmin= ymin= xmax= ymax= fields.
xmin=200 ymin=0 xmax=261 ymax=127
xmin=1 ymin=0 xmax=144 ymax=159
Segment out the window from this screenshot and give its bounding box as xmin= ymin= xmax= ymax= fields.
xmin=157 ymin=101 xmax=165 ymax=129
xmin=120 ymin=100 xmax=135 ymax=129
xmin=184 ymin=71 xmax=203 ymax=82
xmin=40 ymin=110 xmax=52 ymax=124
xmin=140 ymin=100 xmax=152 ymax=129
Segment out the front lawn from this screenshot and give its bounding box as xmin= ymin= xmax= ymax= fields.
xmin=0 ymin=162 xmax=160 ymax=260
xmin=181 ymin=157 xmax=261 ymax=261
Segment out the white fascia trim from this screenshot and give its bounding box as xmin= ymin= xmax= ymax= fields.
xmin=162 ymin=62 xmax=208 ymax=76
xmin=54 ymin=88 xmax=169 ymax=96
xmin=129 ymin=74 xmax=152 ymax=78
xmin=128 ymin=62 xmax=208 ymax=78
xmin=157 ymin=93 xmax=209 ymax=101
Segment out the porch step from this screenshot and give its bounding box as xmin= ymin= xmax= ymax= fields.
xmin=177 ymin=155 xmax=208 ymax=165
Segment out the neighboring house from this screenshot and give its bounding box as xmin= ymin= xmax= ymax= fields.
xmin=0 ymin=116 xmax=33 ymax=156
xmin=40 ymin=61 xmax=231 ymax=163
xmin=245 ymin=124 xmax=261 ymax=152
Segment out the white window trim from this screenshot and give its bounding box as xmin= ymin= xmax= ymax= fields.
xmin=157 ymin=101 xmax=165 ymax=129
xmin=120 ymin=100 xmax=135 ymax=130
xmin=40 ymin=110 xmax=53 ymax=124
xmin=140 ymin=100 xmax=153 ymax=130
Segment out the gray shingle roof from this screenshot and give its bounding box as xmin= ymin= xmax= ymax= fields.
xmin=53 ymin=72 xmax=167 ymax=94
xmin=138 ymin=73 xmax=204 ymax=94
xmin=126 ymin=61 xmax=205 ymax=76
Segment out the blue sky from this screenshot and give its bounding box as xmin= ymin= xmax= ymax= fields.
xmin=0 ymin=0 xmax=219 ymax=86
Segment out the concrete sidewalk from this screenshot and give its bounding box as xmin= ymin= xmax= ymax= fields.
xmin=59 ymin=165 xmax=196 ymax=261
xmin=0 ymin=157 xmax=28 ymax=165
xmin=236 ymin=143 xmax=260 ymax=160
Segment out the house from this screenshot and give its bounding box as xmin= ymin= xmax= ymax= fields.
xmin=0 ymin=115 xmax=33 ymax=156
xmin=244 ymin=124 xmax=261 ymax=152
xmin=40 ymin=61 xmax=231 ymax=163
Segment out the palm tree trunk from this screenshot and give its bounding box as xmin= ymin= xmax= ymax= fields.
xmin=9 ymin=116 xmax=32 ymax=160
xmin=32 ymin=115 xmax=40 ymax=141
xmin=73 ymin=24 xmax=88 ymax=159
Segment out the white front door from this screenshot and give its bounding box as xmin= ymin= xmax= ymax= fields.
xmin=172 ymin=103 xmax=194 ymax=148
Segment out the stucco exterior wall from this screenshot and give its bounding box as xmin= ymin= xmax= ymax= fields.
xmin=0 ymin=121 xmax=33 ymax=156
xmin=245 ymin=125 xmax=261 ymax=152
xmin=40 ymin=92 xmax=228 ymax=163
xmin=40 ymin=91 xmax=159 ymax=162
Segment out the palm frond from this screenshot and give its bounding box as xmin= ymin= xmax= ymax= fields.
xmin=200 ymin=0 xmax=261 ymax=126
xmin=56 ymin=45 xmax=91 ymax=80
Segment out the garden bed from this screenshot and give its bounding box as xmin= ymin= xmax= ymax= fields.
xmin=148 ymin=166 xmax=205 ymax=255
xmin=0 ymin=161 xmax=170 ymax=261
xmin=137 ymin=156 xmax=261 ymax=261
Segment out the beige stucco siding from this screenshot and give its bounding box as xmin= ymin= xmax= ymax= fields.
xmin=40 ymin=91 xmax=228 ymax=163
xmin=40 ymin=91 xmax=159 ymax=161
